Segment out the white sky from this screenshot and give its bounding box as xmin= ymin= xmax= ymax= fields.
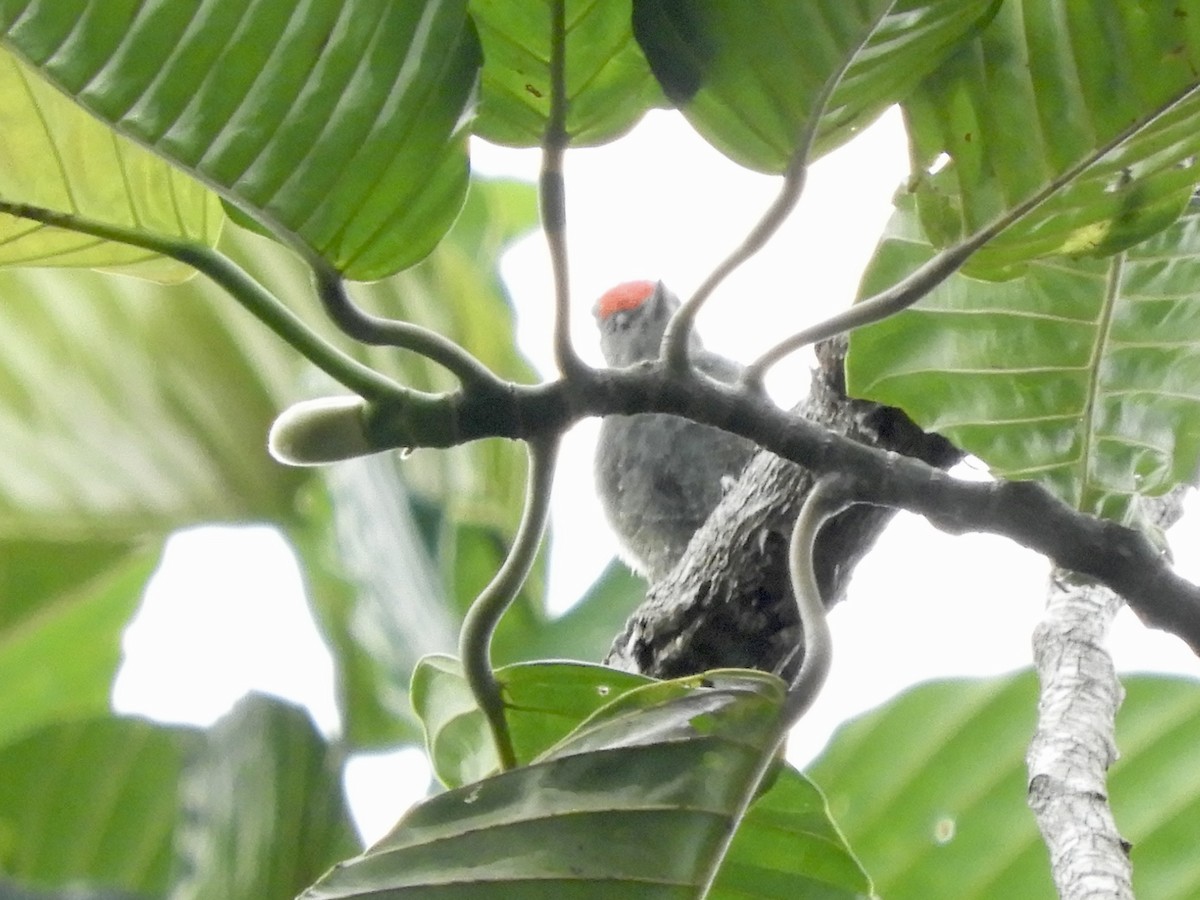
xmin=112 ymin=108 xmax=1200 ymax=846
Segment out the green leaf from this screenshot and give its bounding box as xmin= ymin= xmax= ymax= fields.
xmin=0 ymin=174 xmax=536 ymax=752
xmin=411 ymin=656 xmax=655 ymax=788
xmin=0 ymin=716 xmax=199 ymax=897
xmin=408 ymin=565 xmax=647 ymax=775
xmin=469 ymin=0 xmax=663 ymax=146
xmin=847 ymin=198 xmax=1200 ymax=529
xmin=0 ymin=0 xmax=481 ymax=280
xmin=170 ymin=695 xmax=360 ymax=900
xmin=306 ymin=670 xmax=867 ymax=899
xmin=223 ymin=175 xmax=540 ymax=526
xmin=297 ymin=458 xmax=459 ymax=750
xmin=632 ymin=0 xmax=998 ymax=173
xmin=410 ymin=657 xmax=868 ymax=896
xmin=808 ymin=673 xmax=1200 ymax=899
xmin=711 ymin=767 xmax=871 ymax=900
xmin=0 ymin=46 xmax=219 ymax=283
xmin=0 ymin=261 xmax=305 ymax=540
xmin=0 ymin=540 xmax=160 ymax=748
xmin=904 ymin=1 xmax=1200 ymax=274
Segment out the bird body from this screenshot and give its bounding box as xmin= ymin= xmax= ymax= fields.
xmin=593 ymin=281 xmax=756 ymax=581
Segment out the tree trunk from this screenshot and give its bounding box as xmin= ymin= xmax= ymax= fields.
xmin=606 ymin=337 xmax=961 ymax=678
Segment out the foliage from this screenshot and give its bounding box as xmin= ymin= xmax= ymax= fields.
xmin=1 ymin=1 xmax=1200 ymax=898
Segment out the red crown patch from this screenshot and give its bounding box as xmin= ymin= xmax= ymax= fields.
xmin=594 ymin=280 xmax=657 ymax=320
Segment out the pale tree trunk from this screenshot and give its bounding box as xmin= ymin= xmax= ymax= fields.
xmin=1027 ymin=573 xmax=1132 ymax=900
xmin=1027 ymin=493 xmax=1186 ymax=898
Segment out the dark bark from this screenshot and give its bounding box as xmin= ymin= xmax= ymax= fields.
xmin=605 ymin=338 xmax=961 ymax=678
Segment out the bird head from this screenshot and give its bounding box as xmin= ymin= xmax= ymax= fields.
xmin=593 ymin=280 xmax=680 ymax=366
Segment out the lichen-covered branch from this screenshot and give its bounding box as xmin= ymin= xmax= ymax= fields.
xmin=1027 ymin=573 xmax=1132 ymax=900
xmin=1027 ymin=491 xmax=1187 ymax=898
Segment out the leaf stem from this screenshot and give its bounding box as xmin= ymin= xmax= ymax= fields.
xmin=780 ymin=476 xmax=845 ymax=722
xmin=697 ymin=476 xmax=845 ymax=898
xmin=741 ymin=237 xmax=980 ymax=387
xmin=459 ymin=435 xmax=560 ymax=771
xmin=742 ymin=78 xmax=1200 ymax=386
xmin=0 ymin=199 xmax=404 ymax=401
xmin=307 ymin=259 xmax=506 ymax=392
xmin=541 ymin=0 xmax=587 ymax=379
xmin=662 ymin=43 xmax=848 ymax=373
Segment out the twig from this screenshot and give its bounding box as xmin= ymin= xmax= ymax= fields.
xmin=308 ymin=260 xmax=504 ymax=391
xmin=741 ymin=237 xmax=979 ymax=387
xmin=780 ymin=476 xmax=843 ymax=721
xmin=540 ymin=0 xmax=587 ymax=379
xmin=695 ymin=475 xmax=846 ymax=899
xmin=458 ymin=435 xmax=560 ymax=770
xmin=742 ymin=79 xmax=1200 ymax=386
xmin=661 ymin=38 xmax=850 ymax=373
xmin=0 ymin=199 xmax=405 ymax=401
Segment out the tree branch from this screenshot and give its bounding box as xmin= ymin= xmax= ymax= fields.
xmin=308 ymin=261 xmax=505 ymax=391
xmin=606 ymin=338 xmax=961 ymax=677
xmin=1027 ymin=491 xmax=1185 ymax=898
xmin=354 ymin=344 xmax=1200 ymax=657
xmin=1028 ymin=573 xmax=1132 ymax=900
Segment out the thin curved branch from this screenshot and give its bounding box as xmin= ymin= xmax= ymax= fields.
xmin=458 ymin=434 xmax=560 ymax=771
xmin=0 ymin=199 xmax=406 ymax=401
xmin=742 ymin=236 xmax=981 ymax=387
xmin=780 ymin=475 xmax=845 ymax=722
xmin=661 ymin=43 xmax=850 ymax=373
xmin=541 ymin=0 xmax=588 ymax=379
xmin=742 ymin=80 xmax=1200 ymax=387
xmin=308 ymin=260 xmax=505 ymax=391
xmin=695 ymin=475 xmax=849 ymax=898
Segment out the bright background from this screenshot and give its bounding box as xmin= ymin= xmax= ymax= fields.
xmin=111 ymin=108 xmax=1200 ymax=845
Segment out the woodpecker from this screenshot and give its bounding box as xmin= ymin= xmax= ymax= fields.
xmin=593 ymin=280 xmax=757 ymax=581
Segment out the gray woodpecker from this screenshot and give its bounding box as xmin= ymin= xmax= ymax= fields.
xmin=593 ymin=280 xmax=757 ymax=581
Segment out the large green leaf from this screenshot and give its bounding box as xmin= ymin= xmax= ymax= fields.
xmin=296 ymin=457 xmax=460 ymax=750
xmin=409 ymin=656 xmax=870 ymax=899
xmin=0 ymin=47 xmax=220 ymax=282
xmin=809 ymin=673 xmax=1200 ymax=899
xmin=0 ymin=0 xmax=480 ymax=280
xmin=470 ymin=0 xmax=663 ymax=146
xmin=0 ymin=540 xmax=160 ymax=748
xmin=170 ymin=695 xmax=360 ymax=900
xmin=0 ymin=261 xmax=304 ymax=540
xmin=905 ymin=1 xmax=1200 ymax=275
xmin=847 ymin=199 xmax=1200 ymax=529
xmin=304 ymin=671 xmax=869 ymax=899
xmin=711 ymin=767 xmax=871 ymax=900
xmin=0 ymin=176 xmax=539 ymax=753
xmin=632 ymin=0 xmax=998 ymax=173
xmin=0 ymin=716 xmax=199 ymax=897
